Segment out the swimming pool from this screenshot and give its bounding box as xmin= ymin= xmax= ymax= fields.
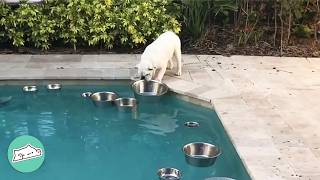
xmin=0 ymin=83 xmax=251 ymax=180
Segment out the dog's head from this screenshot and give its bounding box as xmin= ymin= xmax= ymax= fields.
xmin=135 ymin=63 xmax=156 ymax=81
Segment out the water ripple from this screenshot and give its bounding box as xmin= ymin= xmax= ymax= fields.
xmin=37 ymin=111 xmax=56 ymax=137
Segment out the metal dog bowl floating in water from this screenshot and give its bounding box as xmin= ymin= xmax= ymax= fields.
xmin=114 ymin=97 xmax=137 ymax=112
xmin=47 ymin=84 xmax=61 ymax=90
xmin=131 ymin=80 xmax=169 ymax=102
xmin=183 ymin=142 xmax=221 ymax=167
xmin=81 ymin=92 xmax=92 ymax=98
xmin=184 ymin=121 xmax=200 ymax=128
xmin=157 ymin=167 xmax=181 ymax=180
xmin=22 ymin=85 xmax=37 ymax=92
xmin=90 ymin=92 xmax=118 ymax=107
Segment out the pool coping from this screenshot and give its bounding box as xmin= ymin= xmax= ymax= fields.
xmin=1 ymin=54 xmax=320 ymax=180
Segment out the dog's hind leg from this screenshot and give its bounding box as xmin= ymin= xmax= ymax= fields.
xmin=174 ymin=43 xmax=182 ymax=76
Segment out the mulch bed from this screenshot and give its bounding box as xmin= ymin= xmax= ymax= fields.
xmin=182 ymin=27 xmax=320 ymax=57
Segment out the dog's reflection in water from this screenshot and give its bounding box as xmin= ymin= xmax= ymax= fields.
xmin=137 ymin=109 xmax=179 ymax=136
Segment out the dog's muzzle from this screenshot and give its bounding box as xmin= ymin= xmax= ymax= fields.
xmin=142 ymin=74 xmax=152 ymax=81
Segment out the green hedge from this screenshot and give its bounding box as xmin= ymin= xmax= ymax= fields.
xmin=0 ymin=0 xmax=181 ymax=50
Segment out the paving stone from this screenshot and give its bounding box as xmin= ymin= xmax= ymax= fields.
xmin=135 ymin=54 xmax=141 ymax=61
xmin=163 ymin=77 xmax=203 ymax=98
xmin=165 ymin=70 xmax=192 ymax=81
xmin=243 ymin=156 xmax=296 ymax=180
xmin=31 ymin=55 xmax=81 ymax=62
xmin=182 ymin=54 xmax=199 ymax=64
xmin=197 ymin=80 xmax=239 ymax=100
xmin=112 ymin=68 xmax=130 ymax=79
xmin=196 ymin=55 xmax=211 ymax=62
xmin=0 ymin=68 xmax=45 ymax=79
xmin=188 ymin=69 xmax=214 ymax=84
xmin=0 ymin=55 xmax=31 ymax=62
xmin=82 ymin=54 xmax=136 ymax=62
xmin=0 ymin=62 xmax=27 ymax=70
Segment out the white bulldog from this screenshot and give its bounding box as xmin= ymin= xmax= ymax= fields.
xmin=135 ymin=31 xmax=182 ymax=81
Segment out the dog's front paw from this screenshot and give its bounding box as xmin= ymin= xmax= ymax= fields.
xmin=175 ymin=71 xmax=182 ymax=76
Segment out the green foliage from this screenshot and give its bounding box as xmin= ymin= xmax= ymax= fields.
xmin=1 ymin=1 xmax=56 ymax=49
xmin=182 ymin=0 xmax=210 ymax=39
xmin=293 ymin=24 xmax=313 ymax=38
xmin=236 ymin=2 xmax=262 ymax=46
xmin=2 ymin=0 xmax=317 ymax=51
xmin=86 ymin=0 xmax=116 ymax=48
xmin=181 ymin=0 xmax=237 ymax=40
xmin=281 ymin=0 xmax=318 ymax=39
xmin=0 ymin=0 xmax=180 ymax=50
xmin=233 ymin=0 xmax=319 ymax=47
xmin=0 ymin=3 xmax=9 ymax=42
xmin=180 ymin=0 xmax=319 ymax=48
xmin=116 ymin=0 xmax=180 ymax=47
xmin=210 ymin=0 xmax=237 ymax=24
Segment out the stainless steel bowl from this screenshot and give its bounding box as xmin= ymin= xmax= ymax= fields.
xmin=131 ymin=80 xmax=169 ymax=102
xmin=157 ymin=167 xmax=181 ymax=180
xmin=90 ymin=92 xmax=118 ymax=107
xmin=115 ymin=97 xmax=137 ymax=112
xmin=183 ymin=142 xmax=221 ymax=167
xmin=184 ymin=121 xmax=200 ymax=128
xmin=22 ymin=85 xmax=37 ymax=92
xmin=81 ymin=92 xmax=92 ymax=98
xmin=47 ymin=84 xmax=61 ymax=90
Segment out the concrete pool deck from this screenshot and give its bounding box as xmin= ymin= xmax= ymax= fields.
xmin=0 ymin=54 xmax=320 ymax=180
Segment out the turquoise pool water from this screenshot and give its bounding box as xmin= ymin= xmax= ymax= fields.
xmin=0 ymin=84 xmax=251 ymax=180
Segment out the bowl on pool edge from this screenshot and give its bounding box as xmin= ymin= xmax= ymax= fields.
xmin=131 ymin=80 xmax=169 ymax=102
xmin=183 ymin=142 xmax=221 ymax=167
xmin=90 ymin=92 xmax=118 ymax=107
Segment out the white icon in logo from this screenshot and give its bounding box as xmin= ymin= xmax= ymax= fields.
xmin=12 ymin=144 xmax=43 ymax=163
